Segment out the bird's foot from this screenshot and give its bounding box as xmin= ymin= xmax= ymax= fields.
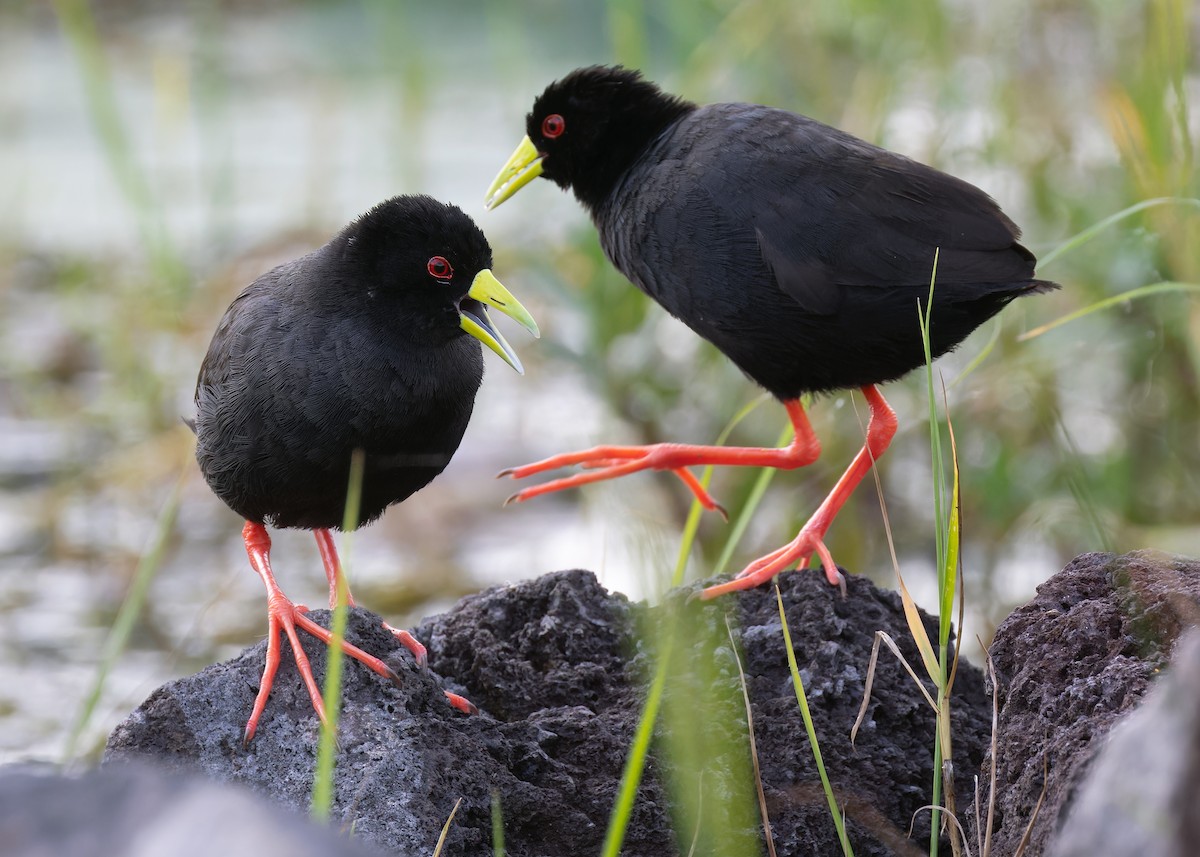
xmin=499 ymin=443 xmax=727 ymax=517
xmin=243 ymin=597 xmax=403 ymax=745
xmin=698 ymin=524 xmax=845 ymax=600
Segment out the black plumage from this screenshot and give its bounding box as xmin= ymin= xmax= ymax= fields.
xmin=192 ymin=194 xmax=537 ymax=741
xmin=486 ymin=65 xmax=1056 ymax=597
xmin=197 ymin=197 xmax=490 ymax=529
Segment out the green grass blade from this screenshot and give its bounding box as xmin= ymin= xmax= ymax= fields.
xmin=711 ymin=419 xmax=797 ymax=578
xmin=1018 ymin=281 xmax=1200 ymax=341
xmin=491 ymin=790 xmax=506 ymax=857
xmin=921 ymin=251 xmax=947 ymax=579
xmin=63 ymin=460 xmax=187 ymax=763
xmin=49 ymin=0 xmax=188 ymax=295
xmin=776 ymin=586 xmax=853 ymax=856
xmin=671 ymin=395 xmax=771 ymax=587
xmin=919 ymin=251 xmax=951 ymax=856
xmin=1036 ymin=197 xmax=1200 ymax=270
xmin=938 ymin=397 xmax=960 ymax=649
xmin=600 ymin=616 xmax=674 ymax=857
xmin=950 ymin=316 xmax=1003 ymax=388
xmin=614 ymin=395 xmax=776 ymax=855
xmin=311 ymin=448 xmax=366 ymax=821
xmin=724 ymin=615 xmax=778 ymax=856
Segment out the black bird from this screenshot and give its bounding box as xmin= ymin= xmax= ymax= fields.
xmin=193 ymin=194 xmax=539 ymax=742
xmin=485 ymin=65 xmax=1056 ymax=599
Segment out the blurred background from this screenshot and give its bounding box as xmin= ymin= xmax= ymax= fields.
xmin=1 ymin=0 xmax=1195 ymax=763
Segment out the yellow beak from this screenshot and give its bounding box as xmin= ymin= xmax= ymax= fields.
xmin=459 ymin=269 xmax=540 ymax=375
xmin=484 ymin=136 xmax=543 ymax=210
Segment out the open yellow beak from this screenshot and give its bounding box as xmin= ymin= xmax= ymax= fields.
xmin=484 ymin=136 xmax=543 ymax=210
xmin=458 ymin=269 xmax=540 ymax=374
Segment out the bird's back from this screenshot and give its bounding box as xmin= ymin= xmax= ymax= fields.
xmin=595 ymin=103 xmax=1055 ymax=398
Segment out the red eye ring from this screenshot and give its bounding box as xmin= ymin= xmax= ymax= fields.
xmin=427 ymin=256 xmax=453 ymax=281
xmin=541 ymin=113 xmax=565 ymax=139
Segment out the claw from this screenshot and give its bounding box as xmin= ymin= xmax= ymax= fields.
xmin=386 ymin=625 xmax=429 ymax=668
xmin=445 ymin=691 xmax=478 ymax=715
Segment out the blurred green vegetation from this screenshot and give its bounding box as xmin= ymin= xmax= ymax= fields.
xmin=1 ymin=0 xmax=1196 ymax=661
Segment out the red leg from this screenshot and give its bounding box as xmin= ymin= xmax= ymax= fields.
xmin=314 ymin=528 xmax=356 ymax=609
xmin=241 ymin=522 xmax=402 ymax=744
xmin=311 ymin=529 xmax=473 ymax=710
xmin=501 ymin=398 xmax=820 ymax=510
xmin=313 ymin=530 xmax=430 ymax=667
xmin=700 ymin=385 xmax=898 ymax=599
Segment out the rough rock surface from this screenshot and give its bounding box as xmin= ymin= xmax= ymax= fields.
xmin=976 ymin=550 xmax=1200 ymax=857
xmin=1048 ymin=630 xmax=1200 ymax=857
xmin=106 ymin=568 xmax=992 ymax=856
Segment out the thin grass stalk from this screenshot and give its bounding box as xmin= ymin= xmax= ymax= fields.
xmin=599 ymin=615 xmax=674 ymax=857
xmin=49 ymin=0 xmax=188 ymax=295
xmin=1035 ymin=197 xmax=1200 ymax=270
xmin=432 ymin=798 xmax=463 ymax=857
xmin=491 ymin=790 xmax=506 ymax=857
xmin=64 ymin=459 xmax=188 ymax=763
xmin=1018 ymin=280 xmax=1200 ymax=341
xmin=311 ymin=448 xmax=365 ymax=821
xmin=712 ymin=419 xmax=798 ymax=578
xmin=671 ymin=395 xmax=770 ymax=587
xmin=725 ymin=615 xmax=777 ymax=857
xmin=920 ymin=251 xmax=950 ymax=856
xmin=775 ymin=585 xmax=854 ymax=855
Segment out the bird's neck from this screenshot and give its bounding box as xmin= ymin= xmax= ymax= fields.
xmin=571 ymin=99 xmax=696 ymax=214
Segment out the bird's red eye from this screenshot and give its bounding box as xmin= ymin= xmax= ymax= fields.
xmin=541 ymin=114 xmax=565 ymax=139
xmin=427 ymin=256 xmax=453 ymax=280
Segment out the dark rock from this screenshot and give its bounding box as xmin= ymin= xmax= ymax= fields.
xmin=107 ymin=568 xmax=992 ymax=856
xmin=1048 ymin=630 xmax=1200 ymax=857
xmin=0 ymin=760 xmax=385 ymax=857
xmin=976 ymin=550 xmax=1200 ymax=856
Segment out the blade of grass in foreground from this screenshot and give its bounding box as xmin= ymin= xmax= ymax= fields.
xmin=776 ymin=585 xmax=853 ymax=855
xmin=311 ymin=448 xmax=366 ymax=822
xmin=670 ymin=394 xmax=771 ymax=587
xmin=711 ymin=419 xmax=797 ymax=579
xmin=600 ymin=616 xmax=674 ymax=857
xmin=63 ymin=458 xmax=188 ymax=763
xmin=919 ymin=252 xmax=954 ymax=856
xmin=491 ymin=790 xmax=506 ymax=857
xmin=609 ymin=394 xmax=771 ymax=856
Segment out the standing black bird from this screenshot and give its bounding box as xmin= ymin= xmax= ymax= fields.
xmin=193 ymin=194 xmax=538 ymax=742
xmin=485 ymin=65 xmax=1056 ymax=599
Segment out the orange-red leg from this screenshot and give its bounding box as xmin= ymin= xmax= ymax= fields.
xmin=699 ymin=385 xmax=898 ymax=599
xmin=242 ymin=522 xmax=404 ymax=744
xmin=500 ymin=398 xmax=821 ymax=511
xmin=311 ymin=527 xmax=475 ymax=712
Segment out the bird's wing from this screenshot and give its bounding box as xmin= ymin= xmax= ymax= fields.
xmin=685 ymin=105 xmax=1036 ymax=315
xmin=194 ymin=279 xmax=276 ymax=405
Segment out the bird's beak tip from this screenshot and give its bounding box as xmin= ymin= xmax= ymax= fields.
xmin=460 ymin=270 xmax=538 ymax=374
xmin=485 ymin=136 xmax=543 ymax=210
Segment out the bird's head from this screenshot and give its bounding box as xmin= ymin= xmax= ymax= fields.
xmin=485 ymin=65 xmax=694 ymax=212
xmin=335 ymin=195 xmax=539 ymax=374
